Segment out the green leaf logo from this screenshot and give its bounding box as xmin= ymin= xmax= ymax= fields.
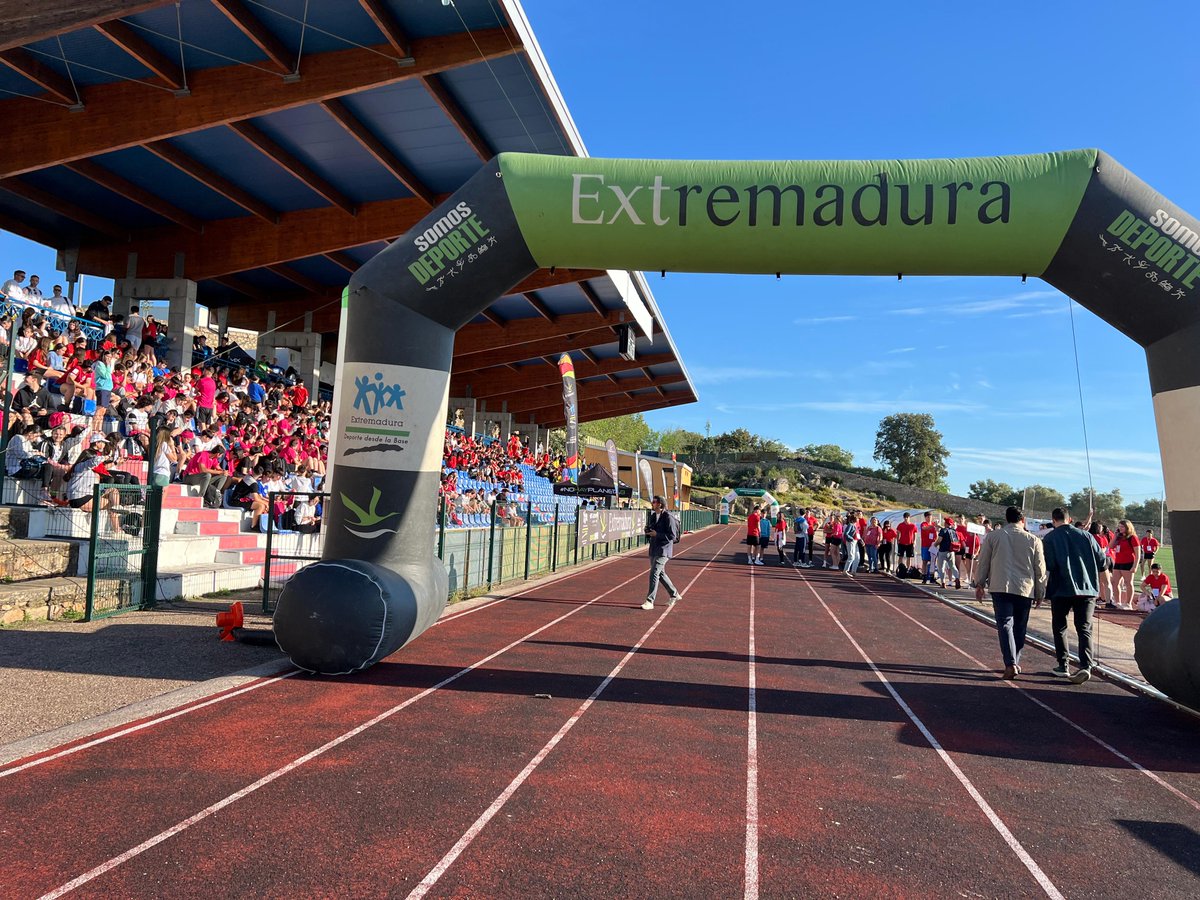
xmin=341 ymin=487 xmax=399 ymax=528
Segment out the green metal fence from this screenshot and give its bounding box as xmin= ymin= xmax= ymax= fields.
xmin=84 ymin=482 xmax=162 ymax=621
xmin=259 ymin=502 xmax=719 ymax=612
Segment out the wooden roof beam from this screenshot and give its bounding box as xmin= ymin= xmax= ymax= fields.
xmin=420 ymin=74 xmax=491 ymax=161
xmin=505 ymin=374 xmax=687 ymax=416
xmin=452 ymin=326 xmax=619 ymax=373
xmin=578 ymin=281 xmax=608 ymax=316
xmin=453 ymin=353 xmax=675 ymax=400
xmin=228 ymin=121 xmax=357 ymax=215
xmin=1 ymin=2 xmax=177 ymax=54
xmin=65 ymin=159 xmax=203 ymax=231
xmin=323 ymin=251 xmax=359 ymax=274
xmin=454 ymin=310 xmax=622 ymax=357
xmin=320 ymin=98 xmax=435 ymax=206
xmin=266 ymin=264 xmax=328 ymax=295
xmin=357 ymin=0 xmax=412 ymax=59
xmin=211 ymin=0 xmax=293 ymax=75
xmin=0 ymin=178 xmax=127 ymax=239
xmin=0 ymin=48 xmax=78 ymax=105
xmin=528 ymin=392 xmax=688 ymax=427
xmin=143 ymin=141 xmax=278 ymax=223
xmin=524 ymin=292 xmax=555 ymax=322
xmin=94 ymin=19 xmax=184 ymax=90
xmin=0 ymin=29 xmax=520 ymax=179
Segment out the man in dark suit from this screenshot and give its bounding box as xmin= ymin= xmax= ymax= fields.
xmin=642 ymin=495 xmax=683 ymax=610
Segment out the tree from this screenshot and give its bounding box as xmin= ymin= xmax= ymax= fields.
xmin=967 ymin=479 xmax=1020 ymax=506
xmin=579 ymin=414 xmax=654 ymax=451
xmin=656 ymin=428 xmax=704 ymax=455
xmin=1019 ymin=484 xmax=1066 ymax=512
xmin=1068 ymin=488 xmax=1125 ymax=524
xmin=1125 ymin=497 xmax=1167 ymax=526
xmin=873 ymin=413 xmax=949 ymax=490
xmin=798 ymin=443 xmax=855 ymax=468
xmin=714 ymin=428 xmax=755 ymax=453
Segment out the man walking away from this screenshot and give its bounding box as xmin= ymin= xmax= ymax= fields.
xmin=1042 ymin=506 xmax=1108 ymax=684
xmin=642 ymin=495 xmax=683 ymax=610
xmin=974 ymin=506 xmax=1047 ymax=680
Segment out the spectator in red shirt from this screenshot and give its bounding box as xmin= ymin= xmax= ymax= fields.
xmin=895 ymin=512 xmax=918 ymax=574
xmin=920 ymin=511 xmax=941 ymax=581
xmin=1137 ymin=528 xmax=1160 ymax=577
xmin=1139 ymin=564 xmax=1172 ymax=609
xmin=746 ymin=507 xmax=762 ymax=565
xmin=1108 ymin=520 xmax=1141 ymax=609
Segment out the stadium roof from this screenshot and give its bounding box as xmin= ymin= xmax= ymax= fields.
xmin=0 ymin=0 xmax=696 ymax=426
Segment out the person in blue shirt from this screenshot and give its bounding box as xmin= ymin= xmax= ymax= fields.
xmin=247 ymin=374 xmax=266 ymax=404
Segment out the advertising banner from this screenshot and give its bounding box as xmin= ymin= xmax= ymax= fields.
xmin=578 ymin=509 xmax=640 ymax=550
xmin=633 ymin=450 xmax=641 ymax=502
xmin=672 ymin=456 xmax=680 ymax=508
xmin=638 ymin=457 xmax=653 ymax=501
xmin=606 ymin=439 xmax=620 ymax=499
xmin=558 ymin=352 xmax=578 ymax=482
xmin=661 ymin=466 xmax=670 ymax=507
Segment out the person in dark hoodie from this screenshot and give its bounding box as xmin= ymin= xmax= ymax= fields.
xmin=1041 ymin=506 xmax=1109 ymax=685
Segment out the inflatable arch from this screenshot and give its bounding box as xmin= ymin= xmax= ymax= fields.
xmin=274 ymin=150 xmax=1200 ymax=708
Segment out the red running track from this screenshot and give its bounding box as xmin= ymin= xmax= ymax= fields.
xmin=3 ymin=525 xmax=1200 ymax=898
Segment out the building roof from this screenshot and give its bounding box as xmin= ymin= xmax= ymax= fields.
xmin=0 ymin=0 xmax=696 ymax=425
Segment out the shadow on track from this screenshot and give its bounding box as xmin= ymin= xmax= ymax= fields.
xmin=1115 ymin=820 xmax=1200 ymax=878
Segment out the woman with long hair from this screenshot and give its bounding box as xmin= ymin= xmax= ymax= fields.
xmin=65 ymin=440 xmax=124 ymax=533
xmin=150 ymin=426 xmax=177 ymax=488
xmin=1109 ymin=520 xmax=1141 ymax=609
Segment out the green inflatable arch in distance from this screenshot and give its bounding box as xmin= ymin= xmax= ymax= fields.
xmin=273 ymin=150 xmax=1200 ymax=710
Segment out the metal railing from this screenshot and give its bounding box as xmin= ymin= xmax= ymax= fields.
xmin=83 ymin=482 xmax=162 ymax=621
xmin=260 ymin=498 xmax=718 ymax=612
xmin=261 ymin=490 xmax=328 ymax=613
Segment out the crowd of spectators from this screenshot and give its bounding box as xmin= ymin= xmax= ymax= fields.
xmin=439 ymin=428 xmax=570 ymax=528
xmin=2 ymin=269 xmax=328 ymax=531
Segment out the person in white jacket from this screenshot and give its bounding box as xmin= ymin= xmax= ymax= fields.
xmin=973 ymin=506 xmax=1047 ymax=680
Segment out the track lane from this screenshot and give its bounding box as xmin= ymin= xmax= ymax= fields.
xmin=406 ymin=533 xmax=751 ymax=899
xmin=803 ymin=566 xmax=1200 ymax=897
xmin=18 ymin=529 xmax=732 ymax=899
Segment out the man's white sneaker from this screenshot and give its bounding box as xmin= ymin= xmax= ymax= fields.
xmin=641 ymin=599 xmax=655 ymax=610
xmin=754 ymin=559 xmax=764 ymax=565
xmin=669 ymin=591 xmax=682 ymax=608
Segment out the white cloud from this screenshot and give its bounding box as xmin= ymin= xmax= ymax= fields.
xmin=887 ymin=289 xmax=1063 ymax=319
xmin=690 ymin=365 xmax=787 ymax=386
xmin=950 ymin=446 xmax=1163 ymax=483
xmin=797 ymin=315 xmax=858 ymax=324
xmin=887 ymin=346 xmax=917 ymax=354
xmin=718 ymin=399 xmax=984 ymax=415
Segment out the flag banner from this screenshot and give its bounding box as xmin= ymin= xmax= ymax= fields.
xmin=558 ymin=353 xmax=578 ymax=481
xmin=639 ymin=457 xmax=653 ymax=501
xmin=605 ymin=439 xmax=620 ymax=500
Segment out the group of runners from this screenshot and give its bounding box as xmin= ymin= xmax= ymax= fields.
xmin=742 ymin=505 xmax=1172 ymax=610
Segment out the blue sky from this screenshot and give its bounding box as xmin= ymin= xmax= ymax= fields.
xmin=1 ymin=1 xmax=1190 ymax=504
xmin=520 ymin=0 xmax=1198 ymax=502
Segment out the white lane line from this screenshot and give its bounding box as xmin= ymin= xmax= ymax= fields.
xmin=794 ymin=571 xmax=1065 ymax=900
xmin=744 ymin=564 xmax=759 ymax=900
xmin=855 ymin=580 xmax=1200 ymax=816
xmin=34 ymin=555 xmax=669 ymax=900
xmin=0 ymin=671 xmax=300 ymax=780
xmin=406 ymin=530 xmax=739 ymax=900
xmin=4 ymin=537 xmax=654 ymax=779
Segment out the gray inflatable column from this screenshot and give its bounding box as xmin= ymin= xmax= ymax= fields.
xmin=274 ymin=159 xmax=537 ymax=673
xmin=1042 ymin=151 xmax=1200 ymax=707
xmin=1135 ymin=321 xmax=1200 ymax=706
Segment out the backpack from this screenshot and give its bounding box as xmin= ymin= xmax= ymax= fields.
xmin=939 ymin=527 xmax=961 ymax=553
